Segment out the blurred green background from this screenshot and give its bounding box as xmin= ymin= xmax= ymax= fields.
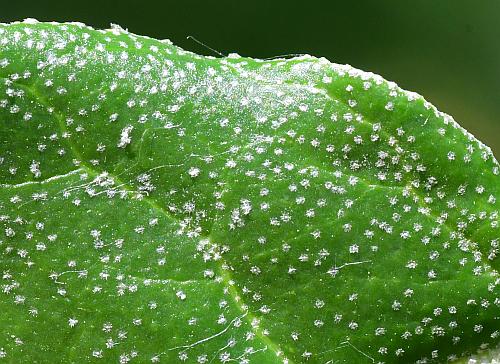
xmin=2 ymin=0 xmax=499 ymax=157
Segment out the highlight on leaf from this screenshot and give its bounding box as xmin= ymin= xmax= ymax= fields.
xmin=0 ymin=19 xmax=499 ymax=364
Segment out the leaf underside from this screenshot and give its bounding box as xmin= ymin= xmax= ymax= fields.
xmin=0 ymin=20 xmax=499 ymax=364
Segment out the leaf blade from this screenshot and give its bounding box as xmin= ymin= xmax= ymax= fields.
xmin=0 ymin=20 xmax=498 ymax=363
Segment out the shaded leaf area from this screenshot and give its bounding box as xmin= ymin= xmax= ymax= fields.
xmin=0 ymin=21 xmax=499 ymax=363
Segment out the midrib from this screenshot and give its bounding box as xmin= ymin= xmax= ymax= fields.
xmin=12 ymin=78 xmax=287 ymax=363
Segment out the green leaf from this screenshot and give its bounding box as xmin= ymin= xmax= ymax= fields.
xmin=0 ymin=20 xmax=498 ymax=364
